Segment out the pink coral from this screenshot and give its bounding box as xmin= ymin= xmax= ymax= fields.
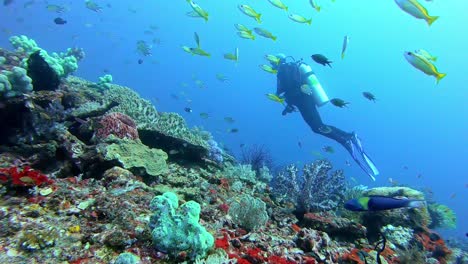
xmin=95 ymin=112 xmax=139 ymax=140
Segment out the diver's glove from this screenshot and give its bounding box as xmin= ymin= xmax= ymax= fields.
xmin=346 ymin=132 xmax=379 ymax=181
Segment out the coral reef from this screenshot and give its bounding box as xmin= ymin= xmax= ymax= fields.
xmin=94 ymin=112 xmax=139 ymax=140
xmin=228 ymin=194 xmax=269 ymax=231
xmin=427 ymin=203 xmax=457 ymax=230
xmin=0 ymin=66 xmax=32 ymax=98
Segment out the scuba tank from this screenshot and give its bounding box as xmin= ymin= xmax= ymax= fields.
xmin=298 ymin=63 xmax=329 ymax=107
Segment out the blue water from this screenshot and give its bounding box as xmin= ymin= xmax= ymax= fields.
xmin=1 ymin=0 xmax=467 ymax=239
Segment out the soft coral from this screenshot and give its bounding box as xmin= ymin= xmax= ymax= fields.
xmin=0 ymin=166 xmax=53 ymax=188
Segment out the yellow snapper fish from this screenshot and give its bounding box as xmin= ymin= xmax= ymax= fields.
xmin=266 ymin=93 xmax=285 ymax=105
xmin=415 ymin=49 xmax=437 ymax=61
xmin=341 ymin=35 xmax=349 ymax=59
xmin=259 ymin=64 xmax=278 ymax=74
xmin=265 ymin=54 xmax=281 ymax=65
xmin=238 ymin=4 xmax=262 ymax=23
xmin=187 ymin=0 xmax=209 ymax=22
xmin=394 ymin=0 xmax=438 ymax=26
xmin=224 ymin=48 xmax=239 ymax=62
xmin=404 ymin=51 xmax=446 ymax=83
xmin=254 ymin=27 xmax=277 ymax=41
xmin=309 ymin=0 xmax=321 ymax=12
xmin=189 ymin=47 xmax=211 ymax=57
xmin=288 ymin=13 xmax=312 ymax=25
xmin=237 ymin=30 xmax=256 ymax=40
xmin=268 ymin=0 xmax=288 ymax=11
xmin=234 ymin=23 xmax=253 ymax=34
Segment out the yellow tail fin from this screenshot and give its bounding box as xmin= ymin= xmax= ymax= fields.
xmin=255 ymin=14 xmax=262 ymax=24
xmin=436 ymin=72 xmax=446 ymax=84
xmin=307 ymin=19 xmax=312 ymax=25
xmin=427 ymin=15 xmax=439 ymax=26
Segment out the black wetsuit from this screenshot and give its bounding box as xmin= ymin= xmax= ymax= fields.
xmin=276 ymin=61 xmax=352 ymax=149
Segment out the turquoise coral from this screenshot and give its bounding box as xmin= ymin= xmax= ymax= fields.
xmin=0 ymin=66 xmax=33 ymax=98
xmin=9 ymin=35 xmax=78 ymax=77
xmin=148 ymin=192 xmax=214 ymax=260
xmin=428 ymin=203 xmax=457 ymax=229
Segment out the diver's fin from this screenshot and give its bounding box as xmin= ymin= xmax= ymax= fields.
xmin=348 ymin=132 xmax=379 ymax=181
xmin=363 ymin=152 xmax=379 ymax=177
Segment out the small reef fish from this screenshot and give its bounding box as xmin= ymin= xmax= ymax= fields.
xmin=394 ymin=0 xmax=438 ymax=26
xmin=199 ymin=112 xmax=209 ymax=119
xmin=288 ymin=14 xmax=312 ymax=25
xmin=224 ymin=117 xmax=235 ymax=123
xmin=186 ymin=11 xmax=201 ymax=18
xmin=311 ymin=54 xmax=332 ymax=67
xmin=189 ymin=47 xmax=211 ymax=57
xmin=46 ymin=4 xmax=66 ymax=13
xmin=181 ymin=46 xmax=194 ymax=54
xmin=238 ymin=4 xmax=262 ymax=23
xmin=362 ymin=91 xmax=377 ymax=102
xmin=341 ymin=35 xmax=349 ymax=59
xmin=404 ymin=51 xmax=446 ymax=83
xmin=85 ymin=0 xmax=102 ymax=12
xmin=237 ymin=31 xmax=255 ymax=40
xmin=184 ymin=107 xmax=192 ymax=113
xmin=415 ymin=49 xmax=437 ymax=61
xmin=322 ymin=145 xmax=334 ymax=153
xmin=136 ymin=40 xmax=152 ymax=56
xmin=268 ymin=0 xmax=288 ymax=11
xmin=228 ymin=128 xmax=239 ymax=133
xmin=309 ymin=0 xmax=321 ymax=12
xmin=187 ymin=0 xmax=209 ymax=22
xmin=254 ymin=27 xmax=277 ymax=41
xmin=345 ymin=196 xmax=425 ymax=211
xmin=194 ymin=32 xmax=200 ymax=47
xmin=54 ymin=17 xmax=67 ymax=25
xmin=234 ymin=24 xmax=253 ymax=34
xmin=259 ymin=64 xmax=278 ymax=74
xmin=216 ymin=73 xmax=229 ymax=82
xmin=265 ymin=54 xmax=281 ymax=65
xmin=223 ymin=48 xmax=239 ymax=62
xmin=330 ymin=98 xmax=350 ymax=108
xmin=266 ymin=93 xmax=285 ymax=105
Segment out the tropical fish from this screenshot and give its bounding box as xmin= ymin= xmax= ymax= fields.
xmin=362 ymin=92 xmax=377 ymax=102
xmin=322 ymin=145 xmax=334 ymax=153
xmin=223 ymin=48 xmax=239 ymax=62
xmin=330 ymin=98 xmax=349 ymax=108
xmin=184 ymin=107 xmax=192 ymax=113
xmin=186 ymin=11 xmax=202 ymax=18
xmin=404 ymin=51 xmax=446 ymax=83
xmin=311 ymin=54 xmax=332 ymax=67
xmin=266 ymin=93 xmax=285 ymax=105
xmin=259 ymin=64 xmax=278 ymax=74
xmin=415 ymin=49 xmax=437 ymax=61
xmin=54 ymin=17 xmax=67 ymax=25
xmin=341 ymin=35 xmax=349 ymax=59
xmin=268 ymin=0 xmax=288 ymax=11
xmin=189 ymin=47 xmax=211 ymax=57
xmin=344 ymin=196 xmax=425 ymax=211
xmin=85 ymin=0 xmax=102 ymax=12
xmin=309 ymin=0 xmax=321 ymax=12
xmin=254 ymin=27 xmax=277 ymax=41
xmin=216 ymin=73 xmax=229 ymax=82
xmin=228 ymin=128 xmax=239 ymax=133
xmin=194 ymin=32 xmax=200 ymax=47
xmin=288 ymin=14 xmax=312 ymax=25
xmin=182 ymin=46 xmax=194 ymax=54
xmin=237 ymin=31 xmax=256 ymax=40
xmin=394 ymin=0 xmax=438 ymax=26
xmin=199 ymin=112 xmax=210 ymax=119
xmin=265 ymin=54 xmax=281 ymax=65
xmin=224 ymin=117 xmax=235 ymax=123
xmin=187 ymin=0 xmax=209 ymax=22
xmin=234 ymin=23 xmax=253 ymax=34
xmin=136 ymin=40 xmax=152 ymax=56
xmin=238 ymin=4 xmax=262 ymax=23
xmin=46 ymin=4 xmax=66 ymax=13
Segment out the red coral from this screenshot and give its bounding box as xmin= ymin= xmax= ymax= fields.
xmin=415 ymin=230 xmax=452 ymax=264
xmin=341 ymin=248 xmax=366 ymax=264
xmin=215 ymin=233 xmax=230 ymax=250
xmin=267 ymin=255 xmax=296 ymax=264
xmin=0 ymin=166 xmax=53 ymax=188
xmin=95 ymin=112 xmax=139 ymax=140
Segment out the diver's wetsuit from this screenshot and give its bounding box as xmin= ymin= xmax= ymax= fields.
xmin=276 ymin=61 xmax=352 ymax=149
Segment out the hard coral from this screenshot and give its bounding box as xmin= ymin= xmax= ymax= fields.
xmin=95 ymin=112 xmax=139 ymax=140
xmin=0 ymin=166 xmax=53 ymax=188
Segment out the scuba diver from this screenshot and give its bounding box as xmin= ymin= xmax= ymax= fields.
xmin=273 ymin=54 xmax=379 ymax=180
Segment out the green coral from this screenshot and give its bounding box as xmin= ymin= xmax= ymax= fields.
xmin=428 ymin=203 xmax=456 ymax=229
xmin=149 ymin=192 xmax=214 ymax=260
xmin=222 ymin=164 xmax=257 ymax=184
xmin=114 ymin=252 xmax=141 ymax=264
xmin=97 ymin=74 xmax=113 ymax=89
xmin=0 ymin=56 xmax=6 ymax=65
xmin=102 ymin=139 xmax=168 ymax=177
xmin=228 ymin=194 xmax=269 ymax=231
xmin=9 ymin=35 xmax=78 ymax=77
xmin=0 ymin=67 xmax=33 ymax=98
xmin=103 ymin=85 xmax=159 ymax=128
